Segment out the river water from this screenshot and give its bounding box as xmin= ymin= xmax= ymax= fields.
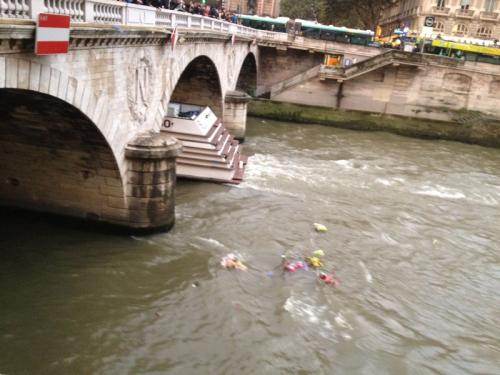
xmin=1 ymin=118 xmax=500 ymax=375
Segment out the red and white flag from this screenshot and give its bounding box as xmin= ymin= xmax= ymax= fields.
xmin=171 ymin=27 xmax=178 ymax=51
xmin=231 ymin=33 xmax=236 ymax=46
xmin=35 ymin=13 xmax=70 ymax=55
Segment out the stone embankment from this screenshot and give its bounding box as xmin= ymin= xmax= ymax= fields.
xmin=249 ymin=100 xmax=500 ymax=148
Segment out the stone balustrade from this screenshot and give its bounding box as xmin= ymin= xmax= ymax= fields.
xmin=0 ymin=0 xmax=31 ymax=19
xmin=431 ymin=6 xmax=451 ymax=15
xmin=480 ymin=11 xmax=499 ymax=21
xmin=0 ymin=0 xmax=284 ymax=40
xmin=455 ymin=8 xmax=475 ymax=19
xmin=1 ymin=0 xmax=381 ymax=55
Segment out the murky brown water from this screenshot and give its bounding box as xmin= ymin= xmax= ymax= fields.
xmin=1 ymin=118 xmax=500 ymax=375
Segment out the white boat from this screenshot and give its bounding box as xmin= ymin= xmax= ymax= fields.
xmin=161 ymin=103 xmax=248 ymax=184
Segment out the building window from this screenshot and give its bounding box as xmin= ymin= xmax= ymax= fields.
xmin=435 ymin=21 xmax=445 ymax=32
xmin=485 ymin=0 xmax=497 ymax=12
xmin=437 ymin=0 xmax=446 ymax=8
xmin=460 ymin=0 xmax=470 ymax=10
xmin=454 ymin=23 xmax=468 ymax=35
xmin=477 ymin=26 xmax=493 ymax=38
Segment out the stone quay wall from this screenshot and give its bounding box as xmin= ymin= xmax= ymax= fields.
xmin=260 ymin=54 xmax=500 ymax=147
xmin=273 ymin=60 xmax=500 ymax=122
xmin=248 ymin=99 xmax=500 ymax=148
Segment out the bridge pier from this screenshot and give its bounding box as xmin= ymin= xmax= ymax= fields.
xmin=125 ymin=133 xmax=182 ymax=232
xmin=223 ymin=90 xmax=252 ymax=142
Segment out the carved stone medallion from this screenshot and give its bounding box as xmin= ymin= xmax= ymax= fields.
xmin=127 ymin=51 xmax=155 ymax=125
xmin=226 ymin=49 xmax=236 ymax=86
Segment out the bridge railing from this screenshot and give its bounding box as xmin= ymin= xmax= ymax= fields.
xmin=1 ymin=0 xmax=276 ymax=39
xmin=4 ymin=0 xmax=364 ymax=48
xmin=1 ymin=0 xmax=31 ymax=19
xmin=3 ymin=0 xmax=369 ymax=48
xmin=94 ymin=0 xmax=126 ymax=24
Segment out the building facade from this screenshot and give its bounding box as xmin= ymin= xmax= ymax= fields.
xmin=379 ymin=0 xmax=500 ymax=40
xmin=223 ymin=0 xmax=280 ymax=18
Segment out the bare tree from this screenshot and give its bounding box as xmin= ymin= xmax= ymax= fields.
xmin=282 ymin=0 xmax=396 ymax=30
xmin=351 ymin=0 xmax=394 ymax=30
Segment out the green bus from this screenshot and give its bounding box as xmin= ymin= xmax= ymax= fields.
xmin=237 ymin=15 xmax=375 ymax=46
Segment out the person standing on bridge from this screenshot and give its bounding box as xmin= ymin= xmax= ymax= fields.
xmin=203 ymin=4 xmax=210 ymax=16
xmin=174 ymin=0 xmax=185 ymax=11
xmin=209 ymin=5 xmax=219 ymax=18
xmin=191 ymin=2 xmax=203 ymax=15
xmin=219 ymin=7 xmax=226 ymax=21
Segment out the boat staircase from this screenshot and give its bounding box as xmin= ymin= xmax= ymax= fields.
xmin=161 ymin=104 xmax=247 ymax=184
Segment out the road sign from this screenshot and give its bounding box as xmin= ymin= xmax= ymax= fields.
xmin=424 ymin=16 xmax=435 ymax=28
xmin=421 ymin=26 xmax=434 ymax=37
xmin=35 ymin=13 xmax=70 ymax=55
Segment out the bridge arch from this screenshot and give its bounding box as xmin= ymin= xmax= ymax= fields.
xmin=235 ymin=52 xmax=257 ymax=96
xmin=155 ymin=44 xmax=257 ymax=130
xmin=0 ymin=86 xmax=127 ymax=224
xmin=168 ymin=55 xmax=223 ymax=116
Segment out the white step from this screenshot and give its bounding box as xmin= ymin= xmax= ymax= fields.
xmin=179 ymin=143 xmax=240 ymax=165
xmin=177 ymin=164 xmax=236 ymax=182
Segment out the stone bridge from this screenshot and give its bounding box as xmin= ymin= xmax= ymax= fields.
xmin=0 ymin=0 xmax=382 ymax=231
xmin=0 ymin=1 xmax=260 ymax=231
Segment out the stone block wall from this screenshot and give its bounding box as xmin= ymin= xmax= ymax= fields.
xmin=0 ymin=89 xmax=129 ymax=225
xmin=273 ymin=61 xmax=500 ymax=122
xmin=258 ymin=47 xmax=324 ymax=89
